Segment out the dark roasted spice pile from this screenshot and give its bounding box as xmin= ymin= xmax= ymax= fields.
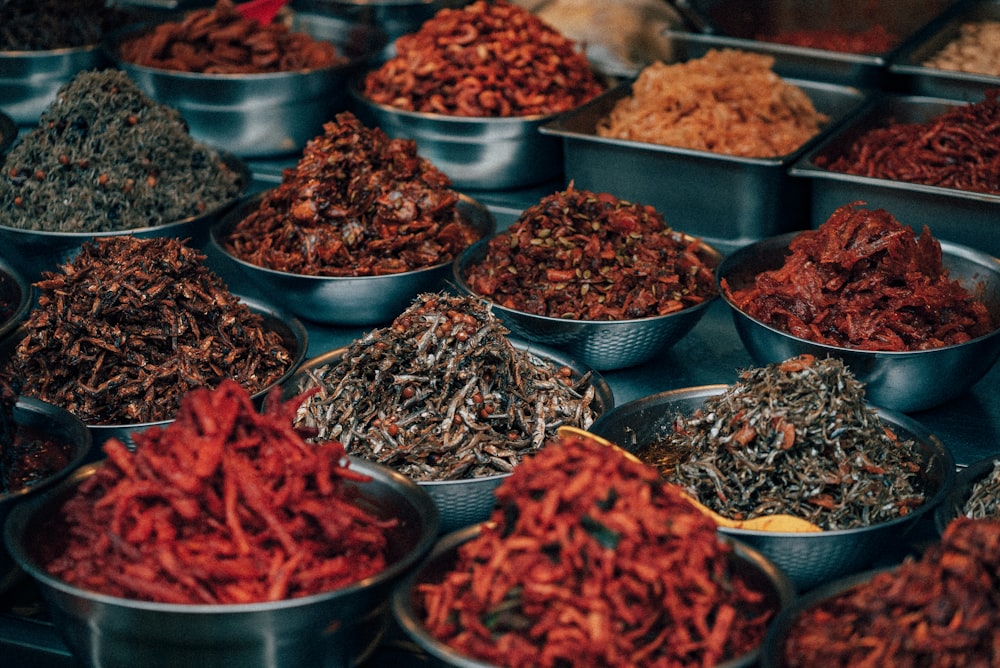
xmin=652 ymin=355 xmax=928 ymax=531
xmin=961 ymin=460 xmax=1000 ymax=519
xmin=0 ymin=0 xmax=129 ymax=51
xmin=418 ymin=431 xmax=778 ymax=667
xmin=723 ymin=203 xmax=994 ymax=351
xmin=4 ymin=236 xmax=294 ymax=426
xmin=0 ymin=379 xmax=72 ymax=493
xmin=462 ymin=185 xmax=718 ymax=320
xmin=292 ymin=292 xmax=601 ymax=480
xmin=221 ymin=112 xmax=482 ymax=276
xmin=783 ymin=517 xmax=1000 ymax=666
xmin=0 ymin=69 xmax=245 ymax=233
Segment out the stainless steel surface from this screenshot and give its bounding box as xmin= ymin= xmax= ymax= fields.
xmin=0 ymin=152 xmax=251 ymax=283
xmin=453 ymin=235 xmax=722 ymax=371
xmin=349 ymin=86 xmax=566 ymax=190
xmin=789 ymin=93 xmax=1000 ymax=257
xmin=106 ymin=13 xmax=385 ymax=158
xmin=3 ymin=457 xmax=439 ymax=668
xmin=282 ymin=340 xmax=614 ymax=534
xmin=0 ymin=397 xmax=92 ymax=596
xmin=0 ymin=46 xmax=105 ymax=127
xmin=718 ymin=232 xmax=1000 ymax=412
xmin=539 ymin=79 xmax=867 ymax=254
xmin=209 ymin=192 xmax=496 ymax=326
xmin=889 ymin=0 xmax=1000 ymax=101
xmin=392 ymin=522 xmax=796 ymax=668
xmin=590 ymin=384 xmax=956 ymax=592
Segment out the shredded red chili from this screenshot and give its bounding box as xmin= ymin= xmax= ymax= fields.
xmin=815 ymin=90 xmax=1000 ymax=195
xmin=723 ymin=202 xmax=995 ymax=351
xmin=462 ymin=185 xmax=718 ymax=320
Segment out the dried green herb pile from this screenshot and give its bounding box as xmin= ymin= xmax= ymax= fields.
xmin=0 ymin=69 xmax=244 ymax=233
xmin=5 ymin=236 xmax=294 ymax=425
xmin=661 ymin=355 xmax=928 ymax=530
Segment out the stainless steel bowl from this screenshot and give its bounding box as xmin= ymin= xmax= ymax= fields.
xmin=209 ymin=190 xmax=495 ymax=326
xmin=3 ymin=455 xmax=439 ymax=668
xmin=453 ymin=236 xmax=722 ymax=371
xmin=933 ymin=454 xmax=999 ymax=535
xmin=0 ymin=151 xmax=251 ymax=283
xmin=0 ymin=254 xmax=32 ymax=343
xmin=0 ymin=45 xmax=104 ymax=126
xmin=106 ymin=13 xmax=385 ymax=158
xmin=282 ymin=341 xmax=614 ymax=534
xmin=349 ymin=85 xmax=565 ymax=190
xmin=0 ymin=395 xmax=92 ymax=594
xmin=393 ymin=523 xmax=796 ymax=668
xmin=590 ymin=385 xmax=956 ymax=592
xmin=717 ymin=232 xmax=1000 ymax=412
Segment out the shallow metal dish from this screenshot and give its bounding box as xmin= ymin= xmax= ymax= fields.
xmin=0 ymin=151 xmax=251 ymax=283
xmin=589 ymin=384 xmax=955 ymax=592
xmin=539 ymin=79 xmax=867 ymax=253
xmin=933 ymin=454 xmax=999 ymax=535
xmin=209 ymin=191 xmax=495 ymax=326
xmin=0 ymin=44 xmax=105 ymax=126
xmin=789 ymin=94 xmax=1000 ymax=257
xmin=393 ymin=522 xmax=795 ymax=668
xmin=3 ymin=456 xmax=438 ymax=668
xmin=717 ymin=232 xmax=1000 ymax=412
xmin=0 ymin=396 xmax=92 ymax=595
xmin=106 ymin=13 xmax=385 ymax=158
xmin=453 ymin=235 xmax=722 ymax=370
xmin=282 ymin=340 xmax=614 ymax=534
xmin=349 ymin=85 xmax=566 ymax=191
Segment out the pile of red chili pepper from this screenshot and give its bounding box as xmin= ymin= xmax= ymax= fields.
xmin=723 ymin=203 xmax=994 ymax=351
xmin=815 ymin=90 xmax=1000 ymax=195
xmin=36 ymin=380 xmax=397 ymax=604
xmin=417 ymin=430 xmax=777 ymax=667
xmin=756 ymin=25 xmax=898 ymax=54
xmin=783 ymin=517 xmax=1000 ymax=666
xmin=362 ymin=0 xmax=604 ymax=117
xmin=220 ymin=112 xmax=481 ymax=276
xmin=462 ymin=186 xmax=718 ymax=320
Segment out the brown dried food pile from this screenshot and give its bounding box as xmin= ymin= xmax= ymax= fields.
xmin=6 ymin=236 xmax=294 ymax=426
xmin=815 ymin=91 xmax=1000 ymax=195
xmin=362 ymin=0 xmax=605 ymax=117
xmin=37 ymin=380 xmax=397 ymax=604
xmin=118 ymin=0 xmax=344 ymax=74
xmin=293 ymin=292 xmax=601 ymax=481
xmin=0 ymin=69 xmax=245 ymax=233
xmin=0 ymin=0 xmax=129 ymax=51
xmin=222 ymin=112 xmax=481 ymax=276
xmin=723 ymin=203 xmax=994 ymax=351
xmin=659 ymin=355 xmax=928 ymax=531
xmin=418 ymin=431 xmax=777 ymax=667
xmin=783 ymin=517 xmax=1000 ymax=666
xmin=462 ymin=185 xmax=718 ymax=320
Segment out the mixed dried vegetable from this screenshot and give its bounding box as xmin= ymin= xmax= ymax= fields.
xmin=417 ymin=430 xmax=778 ymax=667
xmin=292 ymin=293 xmax=601 ymax=481
xmin=462 ymin=185 xmax=718 ymax=320
xmin=723 ymin=203 xmax=994 ymax=351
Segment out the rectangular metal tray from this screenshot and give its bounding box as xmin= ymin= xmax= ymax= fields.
xmin=539 ymin=79 xmax=867 ymax=253
xmin=789 ymin=93 xmax=1000 ymax=257
xmin=888 ymin=0 xmax=1000 ymax=101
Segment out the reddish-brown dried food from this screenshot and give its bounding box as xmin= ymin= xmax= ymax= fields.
xmin=463 ymin=186 xmax=718 ymax=320
xmin=362 ymin=0 xmax=604 ymax=117
xmin=35 ymin=380 xmax=396 ymax=604
xmin=222 ymin=112 xmax=481 ymax=276
xmin=723 ymin=203 xmax=994 ymax=351
xmin=756 ymin=25 xmax=898 ymax=54
xmin=418 ymin=431 xmax=776 ymax=667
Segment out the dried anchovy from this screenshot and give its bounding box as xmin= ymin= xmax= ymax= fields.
xmin=961 ymin=460 xmax=1000 ymax=519
xmin=4 ymin=236 xmax=293 ymax=425
xmin=222 ymin=112 xmax=480 ymax=276
xmin=0 ymin=0 xmax=129 ymax=51
xmin=656 ymin=355 xmax=927 ymax=531
xmin=463 ymin=185 xmax=718 ymax=320
xmin=293 ymin=292 xmax=600 ymax=480
xmin=0 ymin=69 xmax=245 ymax=233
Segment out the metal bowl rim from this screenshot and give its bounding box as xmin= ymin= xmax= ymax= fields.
xmin=349 ymin=84 xmax=561 ymax=124
xmin=0 ymin=43 xmax=101 ymax=58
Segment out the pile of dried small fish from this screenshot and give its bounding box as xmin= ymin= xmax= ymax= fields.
xmin=652 ymin=354 xmax=928 ymax=530
xmin=961 ymin=460 xmax=1000 ymax=518
xmin=293 ymin=293 xmax=601 ymax=480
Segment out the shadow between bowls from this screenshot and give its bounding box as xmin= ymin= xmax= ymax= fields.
xmin=589 ymin=384 xmax=956 ymax=593
xmin=209 ymin=191 xmax=495 ymax=326
xmin=717 ymin=231 xmax=1000 ymax=413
